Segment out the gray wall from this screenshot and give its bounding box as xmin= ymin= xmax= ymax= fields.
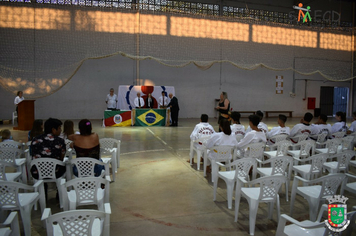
xmin=0 ymin=53 xmax=350 ymax=120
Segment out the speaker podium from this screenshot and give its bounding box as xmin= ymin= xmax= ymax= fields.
xmin=14 ymin=100 xmax=35 ymax=131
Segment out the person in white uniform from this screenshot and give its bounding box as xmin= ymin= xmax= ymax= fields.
xmin=331 ymin=111 xmax=348 ymax=135
xmin=289 ymin=112 xmax=313 ymax=142
xmin=267 ymin=114 xmax=290 ymax=145
xmin=246 ymin=110 xmax=268 ymax=134
xmin=347 ymin=111 xmax=356 ymax=134
xmin=134 ymin=92 xmax=145 ymax=109
xmin=205 ymin=119 xmax=238 ymax=172
xmin=236 ymin=114 xmax=267 ymax=152
xmin=158 ymin=91 xmax=168 ymax=108
xmin=310 ymin=114 xmax=332 ymax=140
xmin=189 ymin=114 xmax=215 ymax=164
xmin=14 ymin=90 xmax=24 ymax=112
xmin=230 ymin=112 xmax=245 ymax=136
xmin=105 ymin=88 xmax=118 ymax=110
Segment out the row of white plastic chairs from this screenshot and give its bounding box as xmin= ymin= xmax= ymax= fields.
xmin=208 ymin=148 xmax=356 ymax=235
xmin=0 ymin=137 xmax=121 ymax=184
xmin=0 ymin=157 xmax=113 ymax=236
xmin=190 ymin=132 xmax=355 ymax=177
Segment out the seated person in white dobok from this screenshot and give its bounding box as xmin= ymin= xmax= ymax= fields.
xmin=236 ymin=115 xmax=267 ymax=154
xmin=267 ymin=114 xmax=290 ymax=145
xmin=158 ymin=91 xmax=168 ymax=108
xmin=289 ymin=112 xmax=313 ymax=143
xmin=331 ymin=111 xmax=348 ymax=136
xmin=230 ymin=112 xmax=245 ymax=136
xmin=246 ymin=110 xmax=268 ymax=134
xmin=134 ymin=92 xmax=145 ymax=109
xmin=310 ymin=114 xmax=332 ymax=140
xmin=205 ymin=119 xmax=238 ymax=173
xmin=347 ymin=111 xmax=356 ymax=134
xmin=188 ymin=114 xmax=215 ymax=164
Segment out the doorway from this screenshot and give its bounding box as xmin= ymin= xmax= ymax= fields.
xmin=320 ymin=87 xmax=349 ymax=116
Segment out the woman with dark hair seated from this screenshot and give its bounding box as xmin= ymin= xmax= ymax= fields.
xmin=28 ymin=119 xmax=44 ymax=141
xmin=331 ymin=111 xmax=348 ymax=135
xmin=69 ymin=119 xmax=104 ymax=176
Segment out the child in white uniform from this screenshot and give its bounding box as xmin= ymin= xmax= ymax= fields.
xmin=290 ymin=112 xmax=313 ymax=143
xmin=230 ymin=112 xmax=245 ymax=136
xmin=310 ymin=114 xmax=332 ymax=140
xmin=331 ymin=111 xmax=348 ymax=135
xmin=246 ymin=110 xmax=268 ymax=134
xmin=189 ymin=114 xmax=215 ymax=164
xmin=267 ymin=114 xmax=290 ymax=145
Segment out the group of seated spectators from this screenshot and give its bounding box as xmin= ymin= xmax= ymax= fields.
xmin=1 ymin=117 xmax=104 ymax=201
xmin=189 ymin=110 xmax=356 ymax=172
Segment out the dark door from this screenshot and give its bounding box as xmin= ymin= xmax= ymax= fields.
xmin=333 ymin=87 xmax=348 ymax=114
xmin=320 ymin=87 xmax=334 ymax=116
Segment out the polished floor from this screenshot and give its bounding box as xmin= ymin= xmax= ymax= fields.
xmin=3 ymin=116 xmax=356 ymax=236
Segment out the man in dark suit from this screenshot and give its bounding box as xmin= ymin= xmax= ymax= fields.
xmin=168 ymin=93 xmax=179 ymax=127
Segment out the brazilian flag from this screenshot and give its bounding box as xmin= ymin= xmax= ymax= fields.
xmin=135 ymin=109 xmax=166 ymax=126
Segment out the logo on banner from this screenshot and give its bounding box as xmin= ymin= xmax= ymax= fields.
xmin=114 ymin=115 xmax=122 ymax=124
xmin=293 ymin=3 xmax=312 ymax=23
xmin=325 ymin=195 xmax=350 ymax=232
xmin=137 ymin=109 xmax=164 ymax=126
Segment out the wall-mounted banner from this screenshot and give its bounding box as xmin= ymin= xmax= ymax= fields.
xmin=276 ymin=76 xmax=283 ymax=94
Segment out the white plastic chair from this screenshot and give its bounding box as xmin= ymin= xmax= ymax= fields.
xmin=99 ymin=138 xmax=120 ymax=182
xmin=276 ymin=204 xmax=329 ymax=236
xmin=60 ymin=176 xmax=110 ymax=211
xmin=0 ymin=161 xmax=21 ymax=182
xmin=290 ymin=173 xmax=345 ymax=221
xmin=23 ymin=141 xmax=33 ymax=181
xmin=264 ymin=140 xmax=292 ymax=159
xmin=323 ymin=150 xmax=354 ymax=173
xmin=290 ymin=133 xmax=309 ymax=149
xmin=0 ymin=180 xmax=46 ymax=236
xmin=340 ymin=173 xmax=356 ymax=195
xmin=190 ymin=135 xmax=211 ymax=171
xmin=234 ymin=175 xmax=286 ymax=236
xmin=266 ymin=134 xmax=288 ymax=150
xmin=100 ymin=137 xmax=121 ymax=168
xmin=235 ymin=142 xmax=265 ymax=166
xmin=42 ymin=203 xmax=111 ymax=236
xmin=332 ymin=131 xmax=346 ymax=139
xmin=314 ymin=133 xmax=328 ymax=148
xmin=71 ymin=157 xmax=110 ymax=179
xmin=206 ymin=145 xmax=234 ymax=182
xmin=0 ymin=141 xmax=24 ymax=150
xmin=0 ymin=212 xmax=20 ymax=236
xmin=292 ymin=153 xmax=327 ymax=181
xmin=315 ymin=138 xmax=342 ymax=155
xmin=337 ymin=135 xmax=354 ymax=152
xmin=11 ymin=111 xmax=17 ymax=126
xmin=287 ymin=140 xmax=315 ymax=165
xmin=0 ymin=148 xmax=27 ymax=183
xmin=257 ymin=156 xmax=293 ymax=201
xmin=213 ymin=158 xmax=257 ymax=209
xmin=30 ymin=158 xmax=67 ymax=208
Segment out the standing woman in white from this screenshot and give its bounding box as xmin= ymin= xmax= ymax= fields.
xmin=14 ymin=90 xmax=24 ymax=112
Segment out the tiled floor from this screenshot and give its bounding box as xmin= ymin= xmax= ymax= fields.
xmin=3 ymin=116 xmax=356 ymax=236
